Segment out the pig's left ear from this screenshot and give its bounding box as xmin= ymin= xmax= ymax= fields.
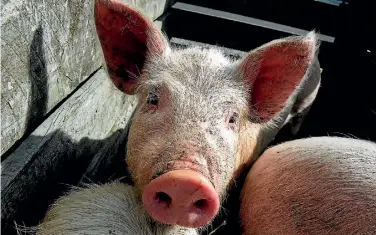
xmin=238 ymin=32 xmax=318 ymax=123
xmin=94 ymin=0 xmax=168 ymax=94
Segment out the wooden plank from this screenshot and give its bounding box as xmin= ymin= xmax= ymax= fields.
xmin=119 ymin=0 xmax=177 ymax=22
xmin=1 ymin=0 xmax=176 ymax=156
xmin=1 ymin=0 xmax=102 ymax=155
xmin=1 ymin=68 xmax=137 ymax=231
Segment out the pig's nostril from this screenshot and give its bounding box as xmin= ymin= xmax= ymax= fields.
xmin=155 ymin=192 xmax=172 ymax=207
xmin=193 ymin=199 xmax=207 ymax=210
xmin=143 ymin=170 xmax=220 ymax=227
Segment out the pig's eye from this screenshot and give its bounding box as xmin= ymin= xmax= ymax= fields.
xmin=228 ymin=112 xmax=239 ymax=131
xmin=229 ymin=112 xmax=239 ymax=124
xmin=147 ymin=92 xmax=159 ymax=106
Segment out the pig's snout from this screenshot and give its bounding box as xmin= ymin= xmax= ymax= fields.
xmin=142 ymin=170 xmax=219 ymax=228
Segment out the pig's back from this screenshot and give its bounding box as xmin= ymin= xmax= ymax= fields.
xmin=35 ymin=183 xmax=154 ymax=235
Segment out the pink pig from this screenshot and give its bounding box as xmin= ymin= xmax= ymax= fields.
xmin=94 ymin=0 xmax=320 ymax=228
xmin=33 ymin=0 xmax=327 ymax=233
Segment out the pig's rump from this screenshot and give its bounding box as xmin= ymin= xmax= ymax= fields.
xmin=240 ymin=136 xmax=376 ymax=235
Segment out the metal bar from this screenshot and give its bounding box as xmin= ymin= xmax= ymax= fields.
xmin=172 ymin=2 xmax=335 ymax=43
xmin=170 ymin=37 xmax=247 ymax=58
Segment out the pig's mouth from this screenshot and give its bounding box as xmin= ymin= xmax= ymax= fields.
xmin=151 ymin=160 xmax=216 ymax=189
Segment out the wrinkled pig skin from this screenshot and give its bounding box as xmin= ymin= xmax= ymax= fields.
xmin=241 ymin=136 xmax=376 ymax=235
xmin=35 ymin=0 xmax=323 ymax=231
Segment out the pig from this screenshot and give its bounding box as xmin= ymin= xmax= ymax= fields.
xmin=92 ymin=0 xmax=321 ymax=228
xmin=31 ymin=0 xmax=322 ymax=232
xmin=240 ymin=136 xmax=376 ymax=235
xmin=31 ymin=137 xmax=376 ymax=235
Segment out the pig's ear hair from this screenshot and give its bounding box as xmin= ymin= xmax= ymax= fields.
xmin=94 ymin=0 xmax=169 ymax=94
xmin=238 ymin=31 xmax=319 ymax=123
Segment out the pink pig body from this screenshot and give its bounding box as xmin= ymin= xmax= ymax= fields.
xmin=240 ymin=137 xmax=376 ymax=235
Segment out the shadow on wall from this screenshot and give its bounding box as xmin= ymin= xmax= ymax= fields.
xmin=1 ymin=128 xmax=134 ymax=235
xmin=1 ymin=25 xmax=49 ymax=162
xmin=1 ymin=25 xmax=134 ymax=234
xmin=26 ymin=25 xmax=48 ymax=135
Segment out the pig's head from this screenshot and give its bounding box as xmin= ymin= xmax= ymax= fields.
xmin=94 ymin=0 xmax=318 ymax=228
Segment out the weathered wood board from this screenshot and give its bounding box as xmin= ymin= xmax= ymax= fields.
xmin=1 ymin=0 xmax=103 ymax=155
xmin=1 ymin=0 xmax=174 ymax=156
xmin=1 ymin=68 xmax=137 ymax=232
xmin=1 ymin=0 xmax=173 ymax=231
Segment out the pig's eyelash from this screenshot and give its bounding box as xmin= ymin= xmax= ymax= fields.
xmin=125 ymin=67 xmax=140 ymax=81
xmin=14 ymin=222 xmax=36 ymax=235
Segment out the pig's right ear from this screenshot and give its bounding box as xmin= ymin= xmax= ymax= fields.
xmin=94 ymin=0 xmax=168 ymax=94
xmin=237 ymin=32 xmax=318 ymax=123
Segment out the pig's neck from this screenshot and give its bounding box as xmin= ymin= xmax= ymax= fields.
xmin=235 ymin=122 xmax=264 ymax=176
xmin=235 ymin=115 xmax=288 ymax=177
